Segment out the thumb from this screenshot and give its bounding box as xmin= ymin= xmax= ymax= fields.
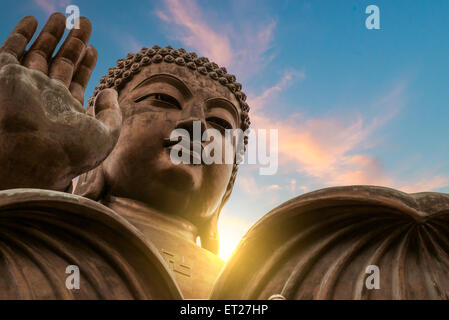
xmin=94 ymin=88 xmax=122 ymax=141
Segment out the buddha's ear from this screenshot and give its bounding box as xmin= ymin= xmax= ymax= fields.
xmin=72 ymin=165 xmax=106 ymax=201
xmin=199 ymin=209 xmax=220 ymax=255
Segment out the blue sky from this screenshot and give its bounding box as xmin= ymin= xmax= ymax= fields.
xmin=2 ymin=0 xmax=449 ymax=259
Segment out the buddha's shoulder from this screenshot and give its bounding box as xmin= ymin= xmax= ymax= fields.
xmin=264 ymin=184 xmax=449 ymax=219
xmin=0 ymin=189 xmax=182 ymax=299
xmin=212 ymin=185 xmax=449 ymax=300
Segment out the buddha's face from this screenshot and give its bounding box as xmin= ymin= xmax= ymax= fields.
xmin=101 ymin=63 xmax=241 ymax=226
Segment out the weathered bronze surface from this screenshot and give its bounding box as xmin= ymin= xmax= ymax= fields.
xmin=211 ymin=186 xmax=449 ymax=300
xmin=1 ymin=13 xmax=449 ymax=300
xmin=103 ymin=196 xmax=224 ymax=299
xmin=0 ymin=13 xmax=241 ymax=299
xmin=0 ymin=189 xmax=182 ymax=299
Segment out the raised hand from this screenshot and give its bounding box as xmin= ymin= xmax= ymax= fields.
xmin=0 ymin=14 xmax=122 ymax=191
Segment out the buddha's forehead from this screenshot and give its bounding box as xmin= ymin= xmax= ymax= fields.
xmin=120 ymin=63 xmax=240 ymax=107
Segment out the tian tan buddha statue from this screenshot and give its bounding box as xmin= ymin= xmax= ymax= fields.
xmin=0 ymin=13 xmax=448 ymax=300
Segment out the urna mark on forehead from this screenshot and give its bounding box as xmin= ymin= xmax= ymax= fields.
xmin=89 ymin=45 xmax=251 ymax=133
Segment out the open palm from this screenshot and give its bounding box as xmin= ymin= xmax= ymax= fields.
xmin=0 ymin=14 xmax=122 ymax=191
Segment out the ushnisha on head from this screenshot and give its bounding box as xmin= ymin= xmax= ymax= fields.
xmin=78 ymin=45 xmax=251 ymax=254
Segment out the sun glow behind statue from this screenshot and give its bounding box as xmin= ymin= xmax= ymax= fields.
xmin=217 ymin=213 xmax=253 ymax=261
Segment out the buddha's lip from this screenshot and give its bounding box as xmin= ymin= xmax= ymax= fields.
xmin=163 ymin=138 xmax=204 ymax=165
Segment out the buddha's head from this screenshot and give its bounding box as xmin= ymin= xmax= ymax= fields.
xmin=74 ymin=46 xmax=250 ymax=254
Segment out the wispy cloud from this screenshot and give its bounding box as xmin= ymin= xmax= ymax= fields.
xmin=247 ymin=74 xmax=449 ymax=193
xmin=33 ymin=0 xmax=70 ymax=15
xmin=400 ymin=175 xmax=449 ymax=193
xmin=154 ymin=0 xmax=275 ymax=76
xmin=250 ymin=69 xmax=306 ymax=111
xmin=155 ymin=0 xmax=233 ymax=66
xmin=118 ymin=33 xmax=143 ymax=53
xmin=238 ymin=175 xmax=281 ymax=197
xmin=248 ymin=73 xmax=400 ymax=187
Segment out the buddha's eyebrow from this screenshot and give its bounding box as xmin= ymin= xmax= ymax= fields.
xmin=132 ymin=74 xmax=192 ymax=99
xmin=205 ymin=98 xmax=240 ymax=124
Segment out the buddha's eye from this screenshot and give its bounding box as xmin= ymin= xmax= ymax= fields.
xmin=207 ymin=116 xmax=232 ymax=132
xmin=135 ymin=93 xmax=181 ymax=110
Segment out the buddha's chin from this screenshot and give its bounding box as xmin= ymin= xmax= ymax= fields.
xmin=138 ymin=164 xmax=204 ymax=218
xmin=155 ymin=148 xmax=204 ymax=191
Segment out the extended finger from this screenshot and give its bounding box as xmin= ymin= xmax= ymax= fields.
xmin=0 ymin=16 xmax=38 ymax=60
xmin=22 ymin=13 xmax=66 ymax=74
xmin=70 ymin=45 xmax=97 ymax=105
xmin=49 ymin=17 xmax=92 ymax=87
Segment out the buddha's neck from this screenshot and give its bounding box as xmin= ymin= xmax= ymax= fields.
xmin=101 ymin=195 xmax=198 ymax=244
